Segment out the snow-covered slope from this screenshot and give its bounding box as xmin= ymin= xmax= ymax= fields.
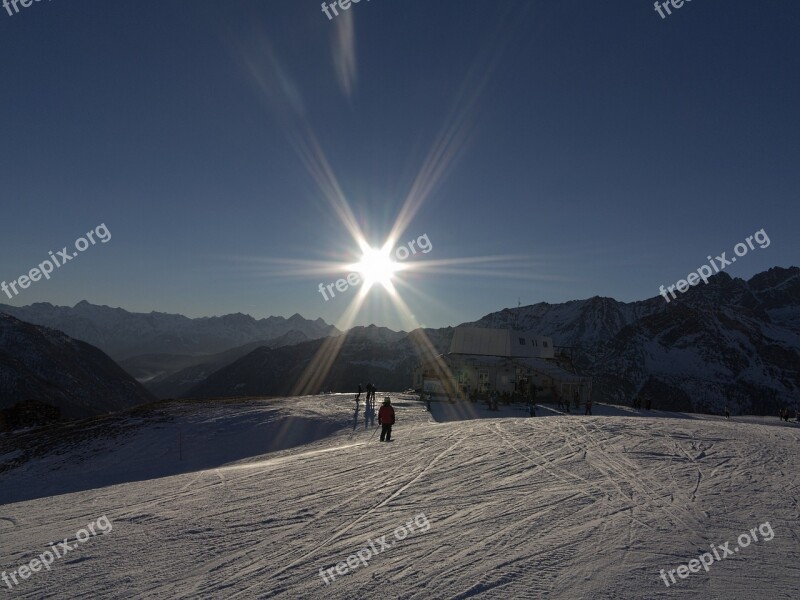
xmin=468 ymin=295 xmax=660 ymax=350
xmin=1 ymin=395 xmax=797 ymax=599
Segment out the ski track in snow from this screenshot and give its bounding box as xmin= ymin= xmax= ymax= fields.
xmin=0 ymin=395 xmax=798 ymax=599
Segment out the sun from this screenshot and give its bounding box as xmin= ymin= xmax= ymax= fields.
xmin=353 ymin=247 xmax=401 ymax=288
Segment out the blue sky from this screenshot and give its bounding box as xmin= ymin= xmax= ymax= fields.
xmin=1 ymin=0 xmax=798 ymax=331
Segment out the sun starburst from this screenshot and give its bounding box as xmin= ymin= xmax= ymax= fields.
xmin=350 ymin=246 xmax=402 ymax=289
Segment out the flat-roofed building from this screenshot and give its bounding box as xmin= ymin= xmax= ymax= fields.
xmin=414 ymin=327 xmax=591 ymax=405
xmin=449 ymin=326 xmax=555 ymax=359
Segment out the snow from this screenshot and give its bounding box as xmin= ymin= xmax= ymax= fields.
xmin=0 ymin=395 xmax=798 ymax=599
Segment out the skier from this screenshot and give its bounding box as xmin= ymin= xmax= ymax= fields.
xmin=584 ymin=396 xmax=593 ymax=416
xmin=425 ymin=392 xmax=432 ymax=412
xmin=356 ymin=383 xmax=362 ymax=401
xmin=559 ymin=387 xmax=570 ymax=413
xmin=378 ymin=397 xmax=395 ymax=442
xmin=723 ymin=405 xmax=730 ymax=420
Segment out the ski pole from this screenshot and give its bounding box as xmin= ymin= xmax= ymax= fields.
xmin=368 ymin=423 xmax=380 ymax=442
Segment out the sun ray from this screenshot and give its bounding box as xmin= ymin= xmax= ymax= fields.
xmin=230 ymin=14 xmax=551 ymax=404
xmin=290 ymin=283 xmax=371 ymax=396
xmin=377 ymin=283 xmax=461 ymax=399
xmin=385 ymin=7 xmax=519 ymax=248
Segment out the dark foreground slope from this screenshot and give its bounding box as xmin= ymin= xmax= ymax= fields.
xmin=0 ymin=313 xmax=155 ymax=419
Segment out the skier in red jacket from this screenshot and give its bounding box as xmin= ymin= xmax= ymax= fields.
xmin=378 ymin=397 xmax=396 ymax=442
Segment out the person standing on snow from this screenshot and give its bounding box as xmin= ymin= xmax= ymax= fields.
xmin=584 ymin=396 xmax=593 ymax=415
xmin=367 ymin=382 xmax=376 ymax=407
xmin=527 ymin=397 xmax=536 ymax=417
xmin=356 ymin=383 xmax=362 ymax=401
xmin=378 ymin=397 xmax=396 ymax=442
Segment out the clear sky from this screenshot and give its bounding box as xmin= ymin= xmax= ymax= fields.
xmin=1 ymin=0 xmax=798 ymax=331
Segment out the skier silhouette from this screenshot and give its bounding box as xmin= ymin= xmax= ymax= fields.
xmin=378 ymin=397 xmax=395 ymax=442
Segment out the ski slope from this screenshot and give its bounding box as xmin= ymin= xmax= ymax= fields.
xmin=1 ymin=395 xmax=798 ymax=599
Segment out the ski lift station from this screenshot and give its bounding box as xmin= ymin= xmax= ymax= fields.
xmin=413 ymin=327 xmax=592 ymax=403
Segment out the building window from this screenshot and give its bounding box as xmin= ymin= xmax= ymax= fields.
xmin=479 ymin=371 xmax=490 ymax=393
xmin=543 ymin=341 xmax=548 ymax=347
xmin=532 ymin=339 xmax=537 ymax=346
xmin=518 ymin=338 xmax=525 ymax=345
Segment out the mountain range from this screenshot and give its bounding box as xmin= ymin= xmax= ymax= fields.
xmin=186 ymin=267 xmax=799 ymax=414
xmin=0 ymin=300 xmax=337 ymax=360
xmin=0 ymin=266 xmax=797 ymax=421
xmin=184 ymin=325 xmax=450 ymax=399
xmin=467 ymin=267 xmax=800 ymax=414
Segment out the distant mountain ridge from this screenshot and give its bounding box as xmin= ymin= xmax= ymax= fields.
xmin=466 ymin=267 xmax=800 ymax=348
xmin=1 ymin=267 xmax=797 ymax=416
xmin=185 ymin=325 xmax=451 ymax=399
xmin=186 ymin=267 xmax=799 ymax=415
xmin=467 ymin=267 xmax=800 ymax=414
xmin=0 ymin=301 xmax=338 ymax=360
xmin=136 ymin=330 xmax=314 ymax=398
